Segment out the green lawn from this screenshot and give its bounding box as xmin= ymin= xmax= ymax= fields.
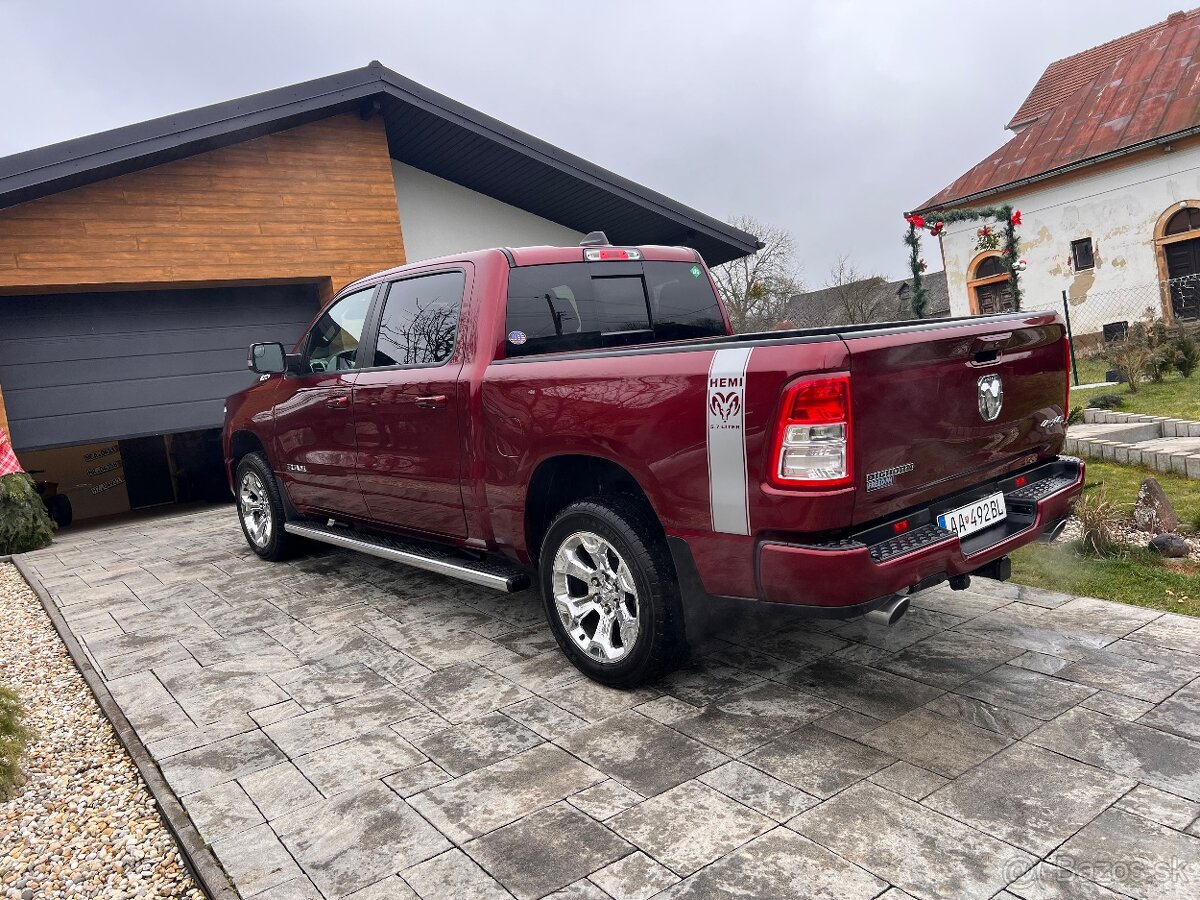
xmin=1008 ymin=458 xmax=1200 ymax=615
xmin=1010 ymin=543 xmax=1200 ymax=616
xmin=1071 ymin=369 xmax=1200 ymax=419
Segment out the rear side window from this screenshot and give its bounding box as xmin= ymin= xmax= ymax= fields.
xmin=373 ymin=270 xmax=465 ymax=367
xmin=505 ymin=261 xmax=724 ymax=357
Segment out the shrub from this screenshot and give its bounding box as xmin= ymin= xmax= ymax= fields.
xmin=1104 ymin=310 xmax=1185 ymax=392
xmin=1146 ymin=320 xmax=1178 ymax=382
xmin=1107 ymin=331 xmax=1153 ymax=393
xmin=1073 ymin=490 xmax=1125 ymax=558
xmin=1066 ymin=406 xmax=1086 ymax=427
xmin=1087 ymin=393 xmax=1125 ymax=410
xmin=0 ymin=685 xmax=30 ymax=798
xmin=1175 ymin=329 xmax=1199 ymax=378
xmin=0 ymin=472 xmax=55 ymax=555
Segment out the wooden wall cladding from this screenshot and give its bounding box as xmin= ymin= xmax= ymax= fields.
xmin=0 ymin=113 xmax=406 ymax=297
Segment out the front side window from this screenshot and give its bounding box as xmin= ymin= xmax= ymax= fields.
xmin=373 ymin=271 xmax=466 ymax=367
xmin=304 ymin=287 xmax=374 ymax=373
xmin=505 ymin=260 xmax=723 ymax=357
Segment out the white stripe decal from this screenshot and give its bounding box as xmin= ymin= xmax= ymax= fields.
xmin=707 ymin=347 xmax=753 ymax=535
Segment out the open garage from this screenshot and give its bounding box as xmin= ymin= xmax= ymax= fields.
xmin=0 ymin=63 xmax=756 ymax=524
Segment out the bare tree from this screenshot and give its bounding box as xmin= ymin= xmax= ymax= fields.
xmin=824 ymin=255 xmax=890 ymax=325
xmin=710 ymin=216 xmax=804 ymax=333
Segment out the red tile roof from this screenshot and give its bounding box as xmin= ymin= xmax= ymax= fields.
xmin=917 ymin=9 xmax=1200 ymax=212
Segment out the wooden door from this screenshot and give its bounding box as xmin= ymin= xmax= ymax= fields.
xmin=974 ymin=281 xmax=1013 ymax=315
xmin=1165 ymin=237 xmax=1200 ymax=321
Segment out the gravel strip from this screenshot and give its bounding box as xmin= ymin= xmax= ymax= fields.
xmin=1059 ymin=515 xmax=1200 ymax=561
xmin=0 ymin=562 xmax=205 ymax=900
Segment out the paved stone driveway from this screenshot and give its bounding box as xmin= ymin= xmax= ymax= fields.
xmin=17 ymin=506 xmax=1200 ymax=900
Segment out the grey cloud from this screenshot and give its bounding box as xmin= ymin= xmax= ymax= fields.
xmin=0 ymin=0 xmax=1183 ymax=280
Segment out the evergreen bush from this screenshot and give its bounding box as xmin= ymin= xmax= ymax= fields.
xmin=0 ymin=472 xmax=55 ymax=555
xmin=0 ymin=685 xmax=29 ymax=798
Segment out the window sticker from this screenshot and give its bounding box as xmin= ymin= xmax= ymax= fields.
xmin=690 ymin=265 xmax=702 ymax=278
xmin=508 ymin=330 xmax=528 ymax=345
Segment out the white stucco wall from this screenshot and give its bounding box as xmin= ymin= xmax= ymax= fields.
xmin=937 ymin=141 xmax=1200 ymax=335
xmin=391 ymin=160 xmax=584 ymax=263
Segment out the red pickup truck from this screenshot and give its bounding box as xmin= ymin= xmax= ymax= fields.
xmin=223 ymin=237 xmax=1083 ymax=687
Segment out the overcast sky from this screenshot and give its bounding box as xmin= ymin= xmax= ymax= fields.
xmin=0 ymin=1 xmax=1187 ymax=285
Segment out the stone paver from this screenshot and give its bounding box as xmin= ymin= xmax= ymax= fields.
xmin=608 ymin=780 xmax=772 ymax=876
xmin=18 ymin=506 xmax=1200 ymax=900
xmin=273 ymin=781 xmax=450 ymax=898
xmin=465 ymin=802 xmax=633 ymax=899
xmin=924 ymin=743 xmax=1134 ymax=855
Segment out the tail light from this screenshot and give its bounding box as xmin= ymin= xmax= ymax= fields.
xmin=771 ymin=375 xmax=852 ymax=488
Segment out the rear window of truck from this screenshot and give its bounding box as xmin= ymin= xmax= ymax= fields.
xmin=504 ymin=261 xmax=725 ymax=357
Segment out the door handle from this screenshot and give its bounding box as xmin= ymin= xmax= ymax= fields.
xmin=415 ymin=395 xmax=447 ymax=409
xmin=970 ymin=332 xmax=1012 ymax=364
xmin=325 ymin=394 xmax=350 ymax=409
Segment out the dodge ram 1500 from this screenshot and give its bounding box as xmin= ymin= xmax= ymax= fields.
xmin=224 ymin=235 xmax=1083 ymax=686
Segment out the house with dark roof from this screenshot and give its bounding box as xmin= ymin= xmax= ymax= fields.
xmin=0 ymin=63 xmax=756 ymax=520
xmin=912 ymin=9 xmax=1200 ymax=332
xmin=785 ymin=271 xmax=949 ymax=329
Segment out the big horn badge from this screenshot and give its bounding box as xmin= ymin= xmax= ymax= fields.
xmin=978 ymin=374 xmax=1003 ymax=422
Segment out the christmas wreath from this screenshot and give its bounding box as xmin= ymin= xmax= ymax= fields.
xmin=903 ymin=205 xmax=1023 ymax=318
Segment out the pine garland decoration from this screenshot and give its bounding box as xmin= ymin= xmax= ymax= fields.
xmin=0 ymin=472 xmax=55 ymax=555
xmin=903 ymin=204 xmax=1022 ymax=317
xmin=903 ymin=222 xmax=927 ymax=319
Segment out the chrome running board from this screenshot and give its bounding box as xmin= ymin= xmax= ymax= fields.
xmin=284 ymin=522 xmax=531 ymax=593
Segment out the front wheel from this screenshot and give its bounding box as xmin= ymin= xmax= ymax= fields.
xmin=540 ymin=495 xmax=687 ymax=688
xmin=234 ymin=453 xmax=302 ymax=561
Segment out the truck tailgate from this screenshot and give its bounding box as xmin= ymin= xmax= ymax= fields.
xmin=845 ymin=313 xmax=1068 ymax=525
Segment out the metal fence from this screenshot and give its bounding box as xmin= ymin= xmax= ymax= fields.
xmin=1060 ymin=275 xmax=1200 ymax=386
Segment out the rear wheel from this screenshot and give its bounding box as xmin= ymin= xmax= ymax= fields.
xmin=234 ymin=453 xmax=302 ymax=561
xmin=540 ymin=495 xmax=687 ymax=687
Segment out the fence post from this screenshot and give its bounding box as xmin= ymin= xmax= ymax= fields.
xmin=1061 ymin=289 xmax=1080 ymax=386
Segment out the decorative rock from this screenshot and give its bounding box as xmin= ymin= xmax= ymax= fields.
xmin=1132 ymin=478 xmax=1180 ymax=534
xmin=1149 ymin=533 xmax=1191 ymax=558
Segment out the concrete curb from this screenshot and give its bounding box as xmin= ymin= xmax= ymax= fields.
xmin=1070 ymin=410 xmax=1200 ymax=479
xmin=11 ymin=554 xmax=239 ymax=900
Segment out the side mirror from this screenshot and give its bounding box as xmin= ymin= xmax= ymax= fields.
xmin=248 ymin=342 xmax=287 ymax=374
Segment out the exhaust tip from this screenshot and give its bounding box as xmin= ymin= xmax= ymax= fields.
xmin=1040 ymin=519 xmax=1068 ymax=543
xmin=863 ymin=595 xmax=910 ymax=627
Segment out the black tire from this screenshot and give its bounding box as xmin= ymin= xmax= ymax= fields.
xmin=233 ymin=452 xmax=303 ymax=561
xmin=539 ymin=494 xmax=688 ymax=688
xmin=45 ymin=494 xmax=73 ymax=528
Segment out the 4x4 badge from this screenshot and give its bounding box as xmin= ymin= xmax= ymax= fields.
xmin=978 ymin=374 xmax=1003 ymax=422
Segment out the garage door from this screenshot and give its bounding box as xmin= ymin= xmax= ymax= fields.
xmin=0 ymin=284 xmax=318 ymax=451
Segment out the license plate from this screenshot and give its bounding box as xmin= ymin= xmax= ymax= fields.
xmin=937 ymin=493 xmax=1007 ymax=537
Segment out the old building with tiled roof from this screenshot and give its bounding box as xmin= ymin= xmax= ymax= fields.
xmin=912 ymin=9 xmax=1200 ymax=334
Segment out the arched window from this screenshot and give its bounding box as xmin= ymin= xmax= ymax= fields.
xmin=968 ymin=253 xmax=1013 ymax=315
xmin=1164 ymin=207 xmax=1200 ymax=236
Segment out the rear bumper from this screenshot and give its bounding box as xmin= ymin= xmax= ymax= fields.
xmin=672 ymin=456 xmax=1084 ymax=621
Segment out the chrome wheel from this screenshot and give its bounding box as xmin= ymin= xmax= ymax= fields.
xmin=238 ymin=471 xmax=272 ymax=548
xmin=551 ymin=531 xmax=640 ymax=664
